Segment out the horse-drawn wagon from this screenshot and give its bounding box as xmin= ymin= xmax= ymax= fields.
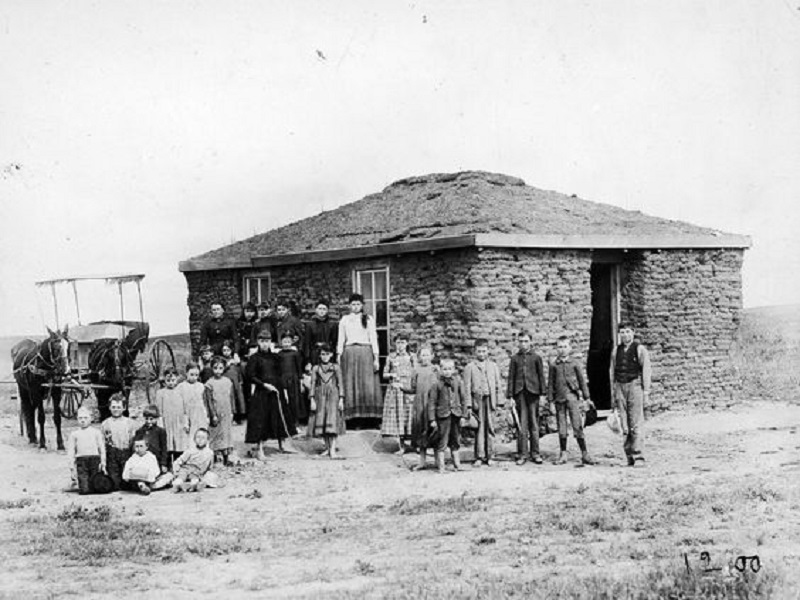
xmin=11 ymin=274 xmax=176 ymax=449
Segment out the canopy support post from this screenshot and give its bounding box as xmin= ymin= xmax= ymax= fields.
xmin=51 ymin=284 xmax=60 ymax=329
xmin=136 ymin=280 xmax=145 ymax=322
xmin=118 ymin=282 xmax=125 ymax=321
xmin=71 ymin=280 xmax=81 ymax=325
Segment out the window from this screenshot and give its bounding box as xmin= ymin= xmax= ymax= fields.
xmin=353 ymin=267 xmax=390 ymax=373
xmin=243 ymin=274 xmax=271 ymax=306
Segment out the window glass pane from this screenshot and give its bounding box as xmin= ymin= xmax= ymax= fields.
xmin=375 ymin=301 xmax=387 ymax=327
xmin=374 ymin=271 xmax=387 ymax=300
xmin=259 ymin=278 xmax=270 ymax=304
xmin=360 ymin=273 xmax=374 ymax=300
xmin=363 ymin=300 xmax=376 ymax=319
xmin=377 ymin=329 xmax=389 ymax=359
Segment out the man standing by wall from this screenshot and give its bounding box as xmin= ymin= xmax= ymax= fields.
xmin=609 ymin=324 xmax=651 ymax=467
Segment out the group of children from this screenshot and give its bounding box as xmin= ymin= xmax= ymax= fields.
xmin=67 ymin=326 xmax=598 ymax=491
xmin=378 ymin=333 xmax=596 ymax=473
xmin=66 ymin=395 xmax=215 ymax=495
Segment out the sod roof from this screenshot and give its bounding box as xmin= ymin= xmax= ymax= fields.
xmin=181 ymin=171 xmax=745 ymax=271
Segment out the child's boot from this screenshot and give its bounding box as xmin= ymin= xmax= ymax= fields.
xmin=435 ymin=450 xmax=445 ymax=473
xmin=452 ymin=450 xmax=462 ymax=471
xmin=556 ymin=436 xmax=569 ymax=464
xmin=577 ymin=438 xmax=594 ymax=465
xmin=417 ymin=450 xmax=427 ymax=471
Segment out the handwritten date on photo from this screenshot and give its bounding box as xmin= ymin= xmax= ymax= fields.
xmin=684 ymin=551 xmax=761 ymax=574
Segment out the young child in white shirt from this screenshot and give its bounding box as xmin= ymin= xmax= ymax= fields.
xmin=122 ymin=438 xmax=161 ymax=495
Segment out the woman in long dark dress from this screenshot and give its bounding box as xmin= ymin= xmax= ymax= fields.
xmin=245 ymin=332 xmax=290 ymax=459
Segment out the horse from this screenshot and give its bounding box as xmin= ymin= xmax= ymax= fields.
xmin=11 ymin=327 xmax=71 ymax=450
xmin=88 ymin=325 xmax=148 ymax=421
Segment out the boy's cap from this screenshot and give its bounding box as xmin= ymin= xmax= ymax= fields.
xmin=200 ymin=345 xmax=212 ymax=352
xmin=90 ymin=472 xmax=115 ymax=494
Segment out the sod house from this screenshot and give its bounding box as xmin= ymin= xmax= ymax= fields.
xmin=179 ymin=171 xmax=750 ymax=412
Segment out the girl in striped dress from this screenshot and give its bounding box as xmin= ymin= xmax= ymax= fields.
xmin=380 ymin=335 xmax=416 ymax=454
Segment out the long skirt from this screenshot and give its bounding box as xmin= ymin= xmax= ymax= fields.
xmin=245 ymin=387 xmax=292 ymax=443
xmin=380 ymin=386 xmax=411 ymax=437
xmin=308 ymin=381 xmax=345 ymax=438
xmin=283 ymin=374 xmax=302 ymax=426
xmin=410 ymin=393 xmax=430 ymax=448
xmin=209 ymin=397 xmax=234 ymax=452
xmin=341 ymin=345 xmax=383 ymax=420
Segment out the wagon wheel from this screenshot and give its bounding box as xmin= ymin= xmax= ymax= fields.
xmin=60 ymin=388 xmax=83 ymax=419
xmin=145 ymin=339 xmax=176 ymax=402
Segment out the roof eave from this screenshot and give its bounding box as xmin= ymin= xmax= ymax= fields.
xmin=178 ymin=232 xmax=751 ymax=272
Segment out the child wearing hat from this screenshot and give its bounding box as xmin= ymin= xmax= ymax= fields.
xmin=122 ymin=438 xmax=161 ymax=495
xmin=134 ymin=404 xmax=168 ymax=473
xmin=67 ymin=406 xmax=107 ymax=494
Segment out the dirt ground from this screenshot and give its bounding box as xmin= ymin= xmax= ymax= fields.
xmin=0 ymin=394 xmax=798 ymax=599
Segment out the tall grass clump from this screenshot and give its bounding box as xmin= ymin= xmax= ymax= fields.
xmin=13 ymin=503 xmax=259 ymax=565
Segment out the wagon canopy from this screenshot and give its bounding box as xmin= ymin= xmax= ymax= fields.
xmin=34 ymin=273 xmax=146 ymax=330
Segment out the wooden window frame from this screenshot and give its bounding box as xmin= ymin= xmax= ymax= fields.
xmin=242 ymin=272 xmax=272 ymax=306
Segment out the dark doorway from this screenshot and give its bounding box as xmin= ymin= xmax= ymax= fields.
xmin=587 ymin=262 xmax=618 ymax=410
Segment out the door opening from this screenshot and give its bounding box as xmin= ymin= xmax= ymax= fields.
xmin=587 ymin=263 xmax=618 ymax=410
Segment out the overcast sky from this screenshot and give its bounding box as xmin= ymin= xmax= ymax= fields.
xmin=1 ymin=1 xmax=799 ymax=336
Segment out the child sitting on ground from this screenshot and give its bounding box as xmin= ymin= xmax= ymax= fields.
xmin=101 ymin=394 xmax=137 ymax=491
xmin=134 ymin=404 xmax=168 ymax=474
xmin=172 ymin=428 xmax=214 ymax=493
xmin=67 ymin=406 xmax=106 ymax=495
xmin=123 ymin=438 xmax=161 ymax=495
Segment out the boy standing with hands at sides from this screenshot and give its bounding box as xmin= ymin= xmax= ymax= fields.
xmin=609 ymin=324 xmax=651 ymax=467
xmin=428 ymin=358 xmax=468 ymax=473
xmin=101 ymin=394 xmax=138 ymax=490
xmin=67 ymin=406 xmax=106 ymax=495
xmin=123 ymin=438 xmax=161 ymax=495
xmin=507 ymin=332 xmax=546 ymax=465
xmin=547 ymin=336 xmax=595 ymax=465
xmin=462 ymin=339 xmax=503 ymax=467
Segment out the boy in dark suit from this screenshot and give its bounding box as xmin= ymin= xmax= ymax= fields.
xmin=506 ymin=332 xmax=546 ymax=465
xmin=428 ymin=359 xmax=468 ymax=473
xmin=547 ymin=336 xmax=595 ymax=465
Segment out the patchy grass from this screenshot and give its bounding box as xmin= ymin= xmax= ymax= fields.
xmin=343 ymin=564 xmax=783 ymax=600
xmin=0 ymin=498 xmax=34 ymax=510
xmin=386 ymin=492 xmax=492 ymax=515
xmin=12 ymin=503 xmax=260 ymax=565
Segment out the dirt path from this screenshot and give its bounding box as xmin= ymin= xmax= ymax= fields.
xmin=1 ymin=401 xmax=799 ymax=598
